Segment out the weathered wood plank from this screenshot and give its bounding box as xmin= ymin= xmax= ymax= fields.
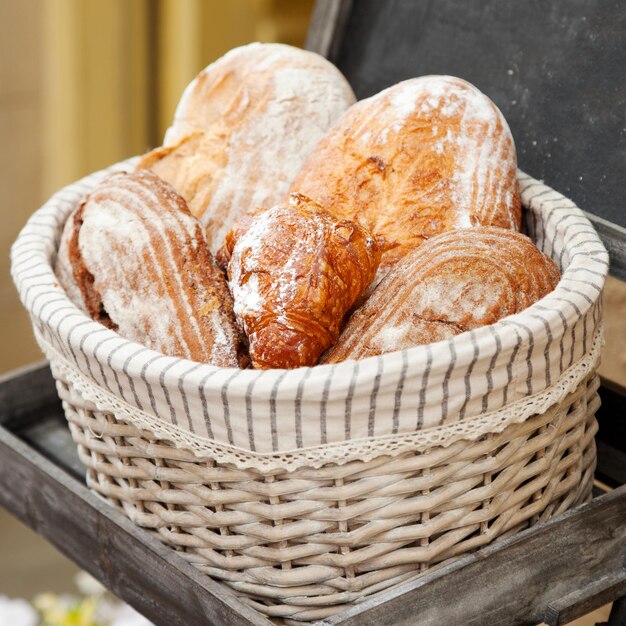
xmin=324 ymin=486 xmax=626 ymax=626
xmin=19 ymin=412 xmax=86 ymax=479
xmin=0 ymin=361 xmax=60 ymax=428
xmin=0 ymin=424 xmax=270 ymax=626
xmin=544 ymin=571 xmax=626 ymax=625
xmin=305 ymin=0 xmax=352 ymax=62
xmin=597 ymin=377 xmax=626 ymax=487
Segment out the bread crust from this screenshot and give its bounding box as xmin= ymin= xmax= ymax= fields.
xmin=290 ymin=75 xmax=522 ymax=272
xmin=227 ymin=194 xmax=381 ymax=369
xmin=55 ymin=170 xmax=246 ymax=367
xmin=136 ymin=43 xmax=356 ymax=254
xmin=321 ymin=227 xmax=560 ymax=363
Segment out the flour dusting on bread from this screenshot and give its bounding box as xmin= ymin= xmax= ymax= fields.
xmin=322 ymin=227 xmax=560 ymax=363
xmin=290 ymin=75 xmax=521 ymax=271
xmin=138 ymin=43 xmax=356 ymax=254
xmin=227 ymin=194 xmax=380 ymax=369
xmin=59 ymin=170 xmax=244 ymax=366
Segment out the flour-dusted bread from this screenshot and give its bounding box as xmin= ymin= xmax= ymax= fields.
xmin=55 ymin=170 xmax=246 ymax=367
xmin=137 ymin=43 xmax=356 ymax=254
xmin=290 ymin=75 xmax=521 ymax=272
xmin=322 ymin=227 xmax=560 ymax=363
xmin=227 ymin=193 xmax=380 ymax=369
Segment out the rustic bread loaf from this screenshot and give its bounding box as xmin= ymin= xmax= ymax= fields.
xmin=227 ymin=193 xmax=380 ymax=369
xmin=321 ymin=227 xmax=560 ymax=363
xmin=289 ymin=75 xmax=522 ymax=272
xmin=136 ymin=43 xmax=356 ymax=254
xmin=55 ymin=170 xmax=245 ymax=367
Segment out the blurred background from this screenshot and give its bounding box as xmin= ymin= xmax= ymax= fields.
xmin=0 ymin=0 xmax=622 ymax=623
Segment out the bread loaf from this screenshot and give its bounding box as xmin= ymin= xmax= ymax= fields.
xmin=321 ymin=227 xmax=560 ymax=363
xmin=227 ymin=193 xmax=381 ymax=369
xmin=137 ymin=43 xmax=356 ymax=254
xmin=289 ymin=75 xmax=521 ymax=271
xmin=55 ymin=170 xmax=245 ymax=367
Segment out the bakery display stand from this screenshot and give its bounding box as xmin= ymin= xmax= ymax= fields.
xmin=2 ymin=1 xmax=626 ymax=624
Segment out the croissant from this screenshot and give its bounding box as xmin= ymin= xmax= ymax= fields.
xmin=321 ymin=227 xmax=560 ymax=363
xmin=55 ymin=170 xmax=245 ymax=367
xmin=136 ymin=43 xmax=356 ymax=254
xmin=227 ymin=193 xmax=381 ymax=369
xmin=289 ymin=75 xmax=522 ymax=272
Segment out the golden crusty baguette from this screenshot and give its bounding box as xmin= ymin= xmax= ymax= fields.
xmin=289 ymin=75 xmax=522 ymax=272
xmin=321 ymin=227 xmax=560 ymax=363
xmin=227 ymin=193 xmax=381 ymax=369
xmin=137 ymin=43 xmax=356 ymax=254
xmin=55 ymin=170 xmax=246 ymax=367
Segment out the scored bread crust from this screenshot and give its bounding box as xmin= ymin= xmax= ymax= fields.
xmin=55 ymin=170 xmax=245 ymax=367
xmin=321 ymin=227 xmax=560 ymax=363
xmin=227 ymin=193 xmax=381 ymax=369
xmin=289 ymin=75 xmax=522 ymax=271
xmin=136 ymin=43 xmax=356 ymax=254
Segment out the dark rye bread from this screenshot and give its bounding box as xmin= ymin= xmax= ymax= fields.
xmin=55 ymin=170 xmax=246 ymax=367
xmin=321 ymin=227 xmax=560 ymax=363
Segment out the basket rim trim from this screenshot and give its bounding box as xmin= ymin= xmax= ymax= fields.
xmin=11 ymin=160 xmax=608 ymax=387
xmin=42 ymin=324 xmax=603 ymax=471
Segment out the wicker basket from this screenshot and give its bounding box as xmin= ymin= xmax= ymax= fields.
xmin=11 ymin=162 xmax=608 ymax=623
xmin=55 ymin=370 xmax=599 ymax=623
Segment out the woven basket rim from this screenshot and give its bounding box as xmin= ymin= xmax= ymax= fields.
xmin=10 ymin=159 xmax=608 ymax=386
xmin=41 ymin=325 xmax=603 ymax=470
xmin=9 ymin=157 xmax=609 ymax=467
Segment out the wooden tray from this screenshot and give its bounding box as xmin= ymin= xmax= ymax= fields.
xmin=1 ymin=362 xmax=625 ymax=626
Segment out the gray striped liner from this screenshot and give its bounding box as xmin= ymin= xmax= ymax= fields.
xmin=10 ymin=161 xmax=608 ymax=457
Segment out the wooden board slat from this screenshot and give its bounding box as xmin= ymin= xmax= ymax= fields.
xmin=544 ymin=571 xmax=626 ymax=626
xmin=597 ymin=377 xmax=626 ymax=487
xmin=608 ymin=596 xmax=626 ymax=625
xmin=0 ymin=361 xmax=60 ymax=429
xmin=0 ymin=424 xmax=270 ymax=626
xmin=306 ymin=0 xmax=353 ymax=61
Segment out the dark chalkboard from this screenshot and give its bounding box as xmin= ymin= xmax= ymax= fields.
xmin=307 ymin=0 xmax=626 ymax=277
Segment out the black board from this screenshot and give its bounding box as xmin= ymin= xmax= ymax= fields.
xmin=308 ymin=0 xmax=626 ymax=277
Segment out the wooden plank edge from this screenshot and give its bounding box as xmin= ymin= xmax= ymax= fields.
xmin=583 ymin=211 xmax=626 ymax=281
xmin=322 ymin=486 xmax=626 ymax=625
xmin=544 ymin=570 xmax=626 ymax=625
xmin=0 ymin=362 xmax=60 ymax=428
xmin=0 ymin=425 xmax=270 ymax=626
xmin=306 ymin=0 xmax=353 ymax=61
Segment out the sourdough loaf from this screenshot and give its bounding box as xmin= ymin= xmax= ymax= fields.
xmin=137 ymin=43 xmax=356 ymax=253
xmin=322 ymin=227 xmax=560 ymax=363
xmin=55 ymin=170 xmax=245 ymax=367
xmin=290 ymin=75 xmax=522 ymax=271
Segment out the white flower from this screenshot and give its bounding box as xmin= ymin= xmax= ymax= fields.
xmin=110 ymin=603 xmax=154 ymax=626
xmin=75 ymin=571 xmax=107 ymax=596
xmin=0 ymin=595 xmax=38 ymax=626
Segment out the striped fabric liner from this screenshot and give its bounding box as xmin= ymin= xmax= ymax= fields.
xmin=11 ymin=159 xmax=608 ymax=468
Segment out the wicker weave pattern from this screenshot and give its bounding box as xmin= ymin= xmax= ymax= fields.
xmin=56 ymin=372 xmax=599 ymax=623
